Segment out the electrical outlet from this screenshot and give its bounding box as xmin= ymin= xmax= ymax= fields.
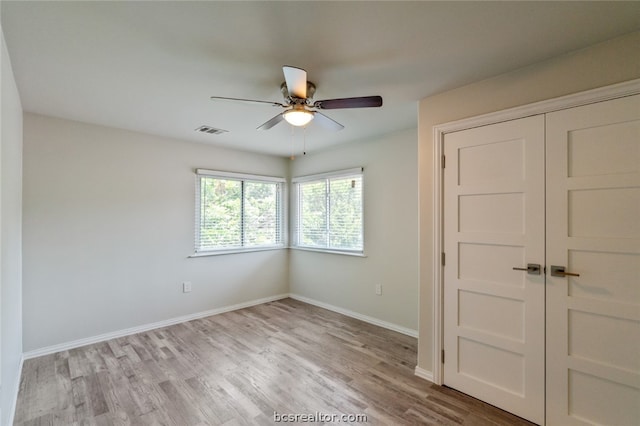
xmin=375 ymin=284 xmax=382 ymax=296
xmin=182 ymin=281 xmax=192 ymax=293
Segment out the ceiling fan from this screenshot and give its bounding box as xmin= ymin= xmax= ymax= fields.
xmin=210 ymin=66 xmax=383 ymax=131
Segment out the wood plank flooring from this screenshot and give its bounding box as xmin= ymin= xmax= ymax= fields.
xmin=14 ymin=298 xmax=535 ymax=425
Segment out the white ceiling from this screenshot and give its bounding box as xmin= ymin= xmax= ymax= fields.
xmin=2 ymin=1 xmax=639 ymax=157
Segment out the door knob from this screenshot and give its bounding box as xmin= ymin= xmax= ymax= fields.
xmin=513 ymin=263 xmax=541 ymax=275
xmin=550 ymin=265 xmax=580 ymax=277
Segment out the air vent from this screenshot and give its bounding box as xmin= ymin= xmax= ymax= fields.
xmin=195 ymin=125 xmax=228 ymax=135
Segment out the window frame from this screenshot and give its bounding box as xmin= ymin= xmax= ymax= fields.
xmin=192 ymin=169 xmax=286 ymax=257
xmin=292 ymin=167 xmax=365 ymax=256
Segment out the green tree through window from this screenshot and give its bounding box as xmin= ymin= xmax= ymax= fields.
xmin=196 ymin=170 xmax=284 ymax=253
xmin=295 ymin=170 xmax=363 ymax=253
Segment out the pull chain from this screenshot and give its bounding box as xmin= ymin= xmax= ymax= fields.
xmin=290 ymin=124 xmax=295 ymax=160
xmin=303 ymin=125 xmax=307 ymax=156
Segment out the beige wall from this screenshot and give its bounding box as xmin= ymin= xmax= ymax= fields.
xmin=23 ymin=114 xmax=290 ymax=352
xmin=1 ymin=23 xmax=23 ymax=426
xmin=417 ymin=31 xmax=640 ymax=372
xmin=22 ymin=114 xmax=420 ymax=353
xmin=289 ymin=128 xmax=419 ymax=333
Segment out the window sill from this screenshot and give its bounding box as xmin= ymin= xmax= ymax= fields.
xmin=189 ymin=246 xmax=285 ymax=257
xmin=289 ymin=246 xmax=367 ymax=257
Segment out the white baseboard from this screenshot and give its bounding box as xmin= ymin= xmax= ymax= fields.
xmin=414 ymin=366 xmax=434 ymax=382
xmin=288 ymin=293 xmax=418 ymax=338
xmin=23 ymin=293 xmax=289 ymax=360
xmin=23 ymin=292 xmax=418 ymax=359
xmin=7 ymin=354 xmax=24 ymax=426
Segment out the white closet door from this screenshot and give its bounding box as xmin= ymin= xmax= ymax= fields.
xmin=444 ymin=115 xmax=545 ymax=424
xmin=546 ymin=94 xmax=640 ymax=425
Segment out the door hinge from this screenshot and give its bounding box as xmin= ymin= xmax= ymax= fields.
xmin=442 ymin=155 xmax=446 ymax=168
xmin=442 ymin=349 xmax=445 ymax=364
xmin=441 ymin=252 xmax=445 ymax=266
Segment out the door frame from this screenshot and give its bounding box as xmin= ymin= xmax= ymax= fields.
xmin=428 ymin=78 xmax=640 ymax=385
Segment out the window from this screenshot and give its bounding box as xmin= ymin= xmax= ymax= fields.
xmin=293 ymin=168 xmax=363 ymax=254
xmin=195 ymin=169 xmax=285 ymax=254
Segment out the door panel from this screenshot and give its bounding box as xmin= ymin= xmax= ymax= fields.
xmin=568 ymin=188 xmax=639 ymax=238
xmin=444 ymin=115 xmax=545 ymax=425
xmin=567 ymin=120 xmax=638 ymax=177
xmin=459 ymin=193 xmax=524 ymax=233
xmin=546 ymin=94 xmax=640 ymax=425
xmin=567 ymin=250 xmax=639 ymax=303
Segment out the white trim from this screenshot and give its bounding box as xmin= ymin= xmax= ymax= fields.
xmin=22 ymin=292 xmax=418 ymax=362
xmin=289 ymin=246 xmax=366 ymax=257
xmin=432 ymin=121 xmax=444 ymax=385
xmin=23 ymin=294 xmax=289 ymax=359
xmin=431 ymin=78 xmax=640 ymax=386
xmin=7 ymin=355 xmax=24 ymax=426
xmin=189 ymin=245 xmax=285 ymax=257
xmin=195 ymin=168 xmax=286 ymax=183
xmin=434 ymin=78 xmax=640 ymax=135
xmin=291 ymin=167 xmax=363 ymax=183
xmin=289 ymin=293 xmax=418 ymax=338
xmin=414 ymin=366 xmax=434 ymax=383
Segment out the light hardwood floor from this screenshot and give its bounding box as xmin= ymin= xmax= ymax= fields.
xmin=14 ymin=298 xmax=535 ymax=425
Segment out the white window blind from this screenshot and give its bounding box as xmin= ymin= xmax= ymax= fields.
xmin=195 ymin=169 xmax=285 ymax=254
xmin=293 ymin=168 xmax=363 ymax=253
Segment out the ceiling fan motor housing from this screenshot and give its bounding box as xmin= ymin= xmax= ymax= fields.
xmin=280 ymin=81 xmax=316 ymax=103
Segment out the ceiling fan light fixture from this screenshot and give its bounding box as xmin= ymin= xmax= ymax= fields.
xmin=283 ymin=109 xmax=314 ymax=127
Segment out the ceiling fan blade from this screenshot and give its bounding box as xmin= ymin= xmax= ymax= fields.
xmin=313 ymin=112 xmax=344 ymax=131
xmin=282 ymin=66 xmax=307 ymax=99
xmin=210 ymin=96 xmax=285 ymax=108
xmin=313 ymin=95 xmax=383 ymax=110
xmin=257 ymin=113 xmax=285 ymax=130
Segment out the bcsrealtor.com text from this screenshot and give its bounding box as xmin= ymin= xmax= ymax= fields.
xmin=273 ymin=411 xmax=368 ymax=423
